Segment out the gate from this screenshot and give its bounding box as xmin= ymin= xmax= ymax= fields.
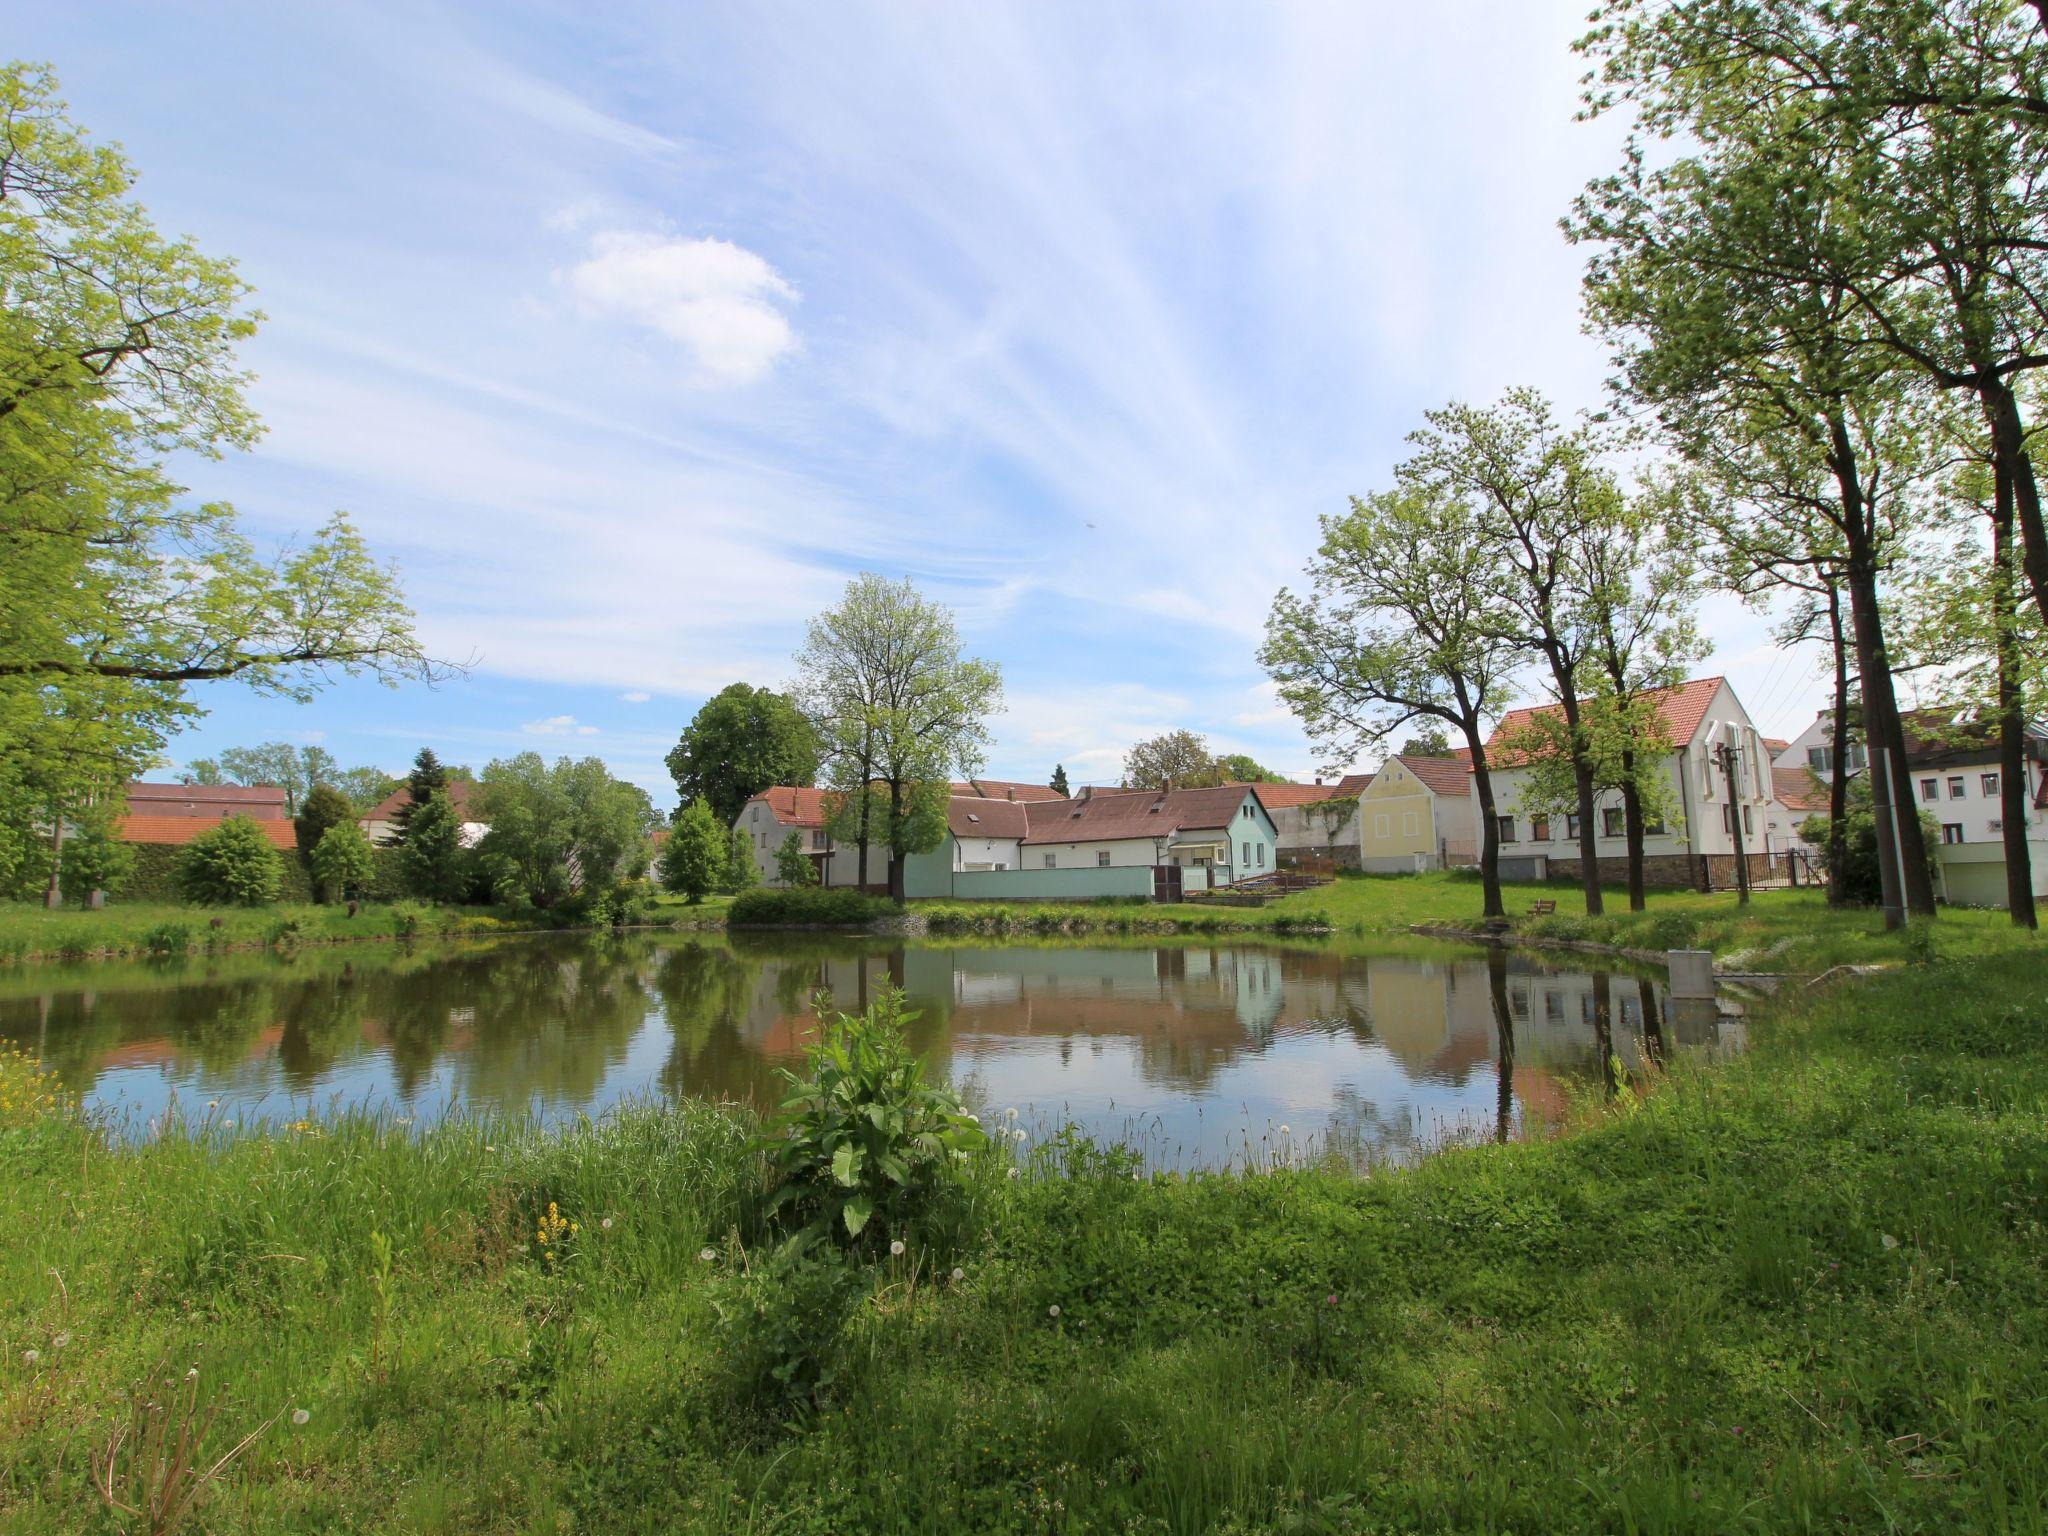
xmin=1152 ymin=864 xmax=1183 ymax=903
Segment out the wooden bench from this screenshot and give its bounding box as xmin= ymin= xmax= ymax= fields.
xmin=1526 ymin=898 xmax=1557 ymax=916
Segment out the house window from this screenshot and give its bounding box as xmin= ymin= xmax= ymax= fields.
xmin=1096 ymin=850 xmax=1111 ymax=867
xmin=1242 ymin=841 xmax=1252 ymax=865
xmin=1566 ymin=813 xmax=1581 ymax=840
xmin=1807 ymin=746 xmax=1828 ymax=773
xmin=1722 ymin=804 xmax=1733 ymax=834
xmin=1043 ymin=853 xmax=1057 ymax=868
xmin=1947 ymin=776 xmax=1966 ymax=799
xmin=1982 ymin=772 xmax=2001 ymax=797
xmin=1645 ymin=811 xmax=1667 ymax=835
xmin=1496 ymin=815 xmax=1516 ymax=844
xmin=1256 ymin=843 xmax=1266 ymax=868
xmin=1402 ymin=811 xmax=1419 ymax=837
xmin=1529 ymin=814 xmax=1549 ymax=841
xmin=811 ymin=831 xmax=827 ymax=849
xmin=1920 ymin=778 xmax=1939 ymax=802
xmin=1601 ymin=807 xmax=1624 ymax=838
xmin=1742 ymin=804 xmax=1753 ymax=835
xmin=1942 ymin=823 xmax=1965 ymax=845
xmin=1374 ymin=813 xmax=1390 ymax=838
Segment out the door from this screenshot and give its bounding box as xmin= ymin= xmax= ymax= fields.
xmin=1152 ymin=864 xmax=1183 ymax=903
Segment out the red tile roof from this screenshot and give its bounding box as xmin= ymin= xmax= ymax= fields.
xmin=1391 ymin=755 xmax=1473 ymax=798
xmin=1020 ymin=785 xmax=1262 ymax=845
xmin=366 ymin=780 xmax=479 ymax=823
xmin=1487 ymin=677 xmax=1728 ymax=765
xmin=1772 ymin=766 xmax=1829 ymax=813
xmin=952 ymin=779 xmax=1068 ymax=802
xmin=1332 ymin=772 xmax=1375 ymax=797
xmin=743 ymin=785 xmax=830 ymax=828
xmin=126 ymin=782 xmax=289 ymax=820
xmin=947 ymin=796 xmax=1031 ymax=838
xmin=119 ymin=814 xmax=300 ymax=850
xmin=1250 ymin=781 xmax=1348 ymax=809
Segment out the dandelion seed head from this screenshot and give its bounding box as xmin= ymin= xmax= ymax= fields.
xmin=1047 ymin=1305 xmax=1060 ymax=1318
xmin=889 ymin=1239 xmax=906 ymax=1257
xmin=951 ymin=1267 xmax=965 ymax=1283
xmin=22 ymin=1349 xmax=38 ymax=1365
xmin=699 ymin=1247 xmax=716 ymax=1263
xmin=291 ymin=1408 xmax=310 ymax=1426
xmin=1004 ymin=1108 xmax=1018 ymax=1122
xmin=185 ymin=1366 xmax=199 ymax=1380
xmin=601 ymin=1217 xmax=614 ymax=1230
xmin=1006 ymin=1167 xmax=1018 ymax=1180
xmin=51 ymin=1332 xmax=70 ymax=1349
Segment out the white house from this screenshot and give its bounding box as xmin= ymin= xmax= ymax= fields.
xmin=1475 ymin=676 xmax=1778 ymax=886
xmin=734 ymin=786 xmax=838 ymax=886
xmin=362 ymin=780 xmax=489 ymax=848
xmin=1897 ymin=709 xmax=2048 ymax=906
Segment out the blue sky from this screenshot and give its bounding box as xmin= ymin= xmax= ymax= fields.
xmin=23 ymin=2 xmax=1834 ymax=807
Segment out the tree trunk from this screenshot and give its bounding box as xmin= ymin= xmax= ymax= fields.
xmin=42 ymin=812 xmax=64 ymax=910
xmin=1618 ymin=756 xmax=1647 ymax=912
xmin=1466 ymin=727 xmax=1506 ymax=920
xmin=1825 ymin=586 xmax=1851 ymax=907
xmin=1993 ymin=459 xmax=2038 ymax=928
xmin=1486 ymin=946 xmax=1515 ymax=1143
xmin=886 ymin=779 xmax=906 ymax=903
xmin=1983 ymin=379 xmax=2048 ymax=633
xmin=1548 ymin=677 xmax=1604 ymax=916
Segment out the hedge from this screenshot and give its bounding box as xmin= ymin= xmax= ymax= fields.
xmin=727 ymin=887 xmax=898 ymax=926
xmin=115 ymin=842 xmax=409 ymax=906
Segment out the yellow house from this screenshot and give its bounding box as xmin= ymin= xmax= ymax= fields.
xmin=1356 ymin=755 xmax=1476 ymax=872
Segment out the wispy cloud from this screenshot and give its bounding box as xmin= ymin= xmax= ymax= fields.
xmin=522 ymin=715 xmax=601 ymax=737
xmin=561 ymin=231 xmax=798 ymax=385
xmin=619 ymin=690 xmax=652 ymax=704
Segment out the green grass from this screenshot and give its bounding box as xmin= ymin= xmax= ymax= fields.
xmin=3 ymin=950 xmax=2045 ymax=1532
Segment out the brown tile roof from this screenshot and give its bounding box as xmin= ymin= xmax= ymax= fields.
xmin=742 ymin=786 xmax=830 ymax=828
xmin=947 ymin=795 xmax=1031 ymax=838
xmin=1488 ymin=677 xmax=1728 ymax=765
xmin=1332 ymin=772 xmax=1375 ymax=797
xmin=1763 ymin=737 xmax=1790 ymax=755
xmin=951 ymin=779 xmax=1068 ymax=802
xmin=1250 ymin=781 xmax=1348 ymax=809
xmin=126 ymin=782 xmax=289 ymax=820
xmin=1772 ymin=766 xmax=1829 ymax=813
xmin=1391 ymin=755 xmax=1473 ymax=798
xmin=1893 ymin=708 xmax=2048 ymax=765
xmin=119 ymin=815 xmax=300 ymax=850
xmin=366 ymin=780 xmax=479 ymax=822
xmin=1020 ymin=785 xmax=1260 ymax=845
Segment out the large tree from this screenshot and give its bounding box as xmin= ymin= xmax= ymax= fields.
xmin=1262 ymin=485 xmax=1523 ymax=919
xmin=0 ymin=63 xmax=435 ymax=881
xmin=1122 ymin=730 xmax=1224 ymax=791
xmin=474 ymin=753 xmax=657 ymax=909
xmin=664 ymin=682 xmax=821 ymax=827
xmin=796 ymin=576 xmax=1001 ymax=901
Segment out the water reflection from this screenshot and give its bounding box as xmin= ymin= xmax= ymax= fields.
xmin=0 ymin=933 xmax=1736 ymax=1169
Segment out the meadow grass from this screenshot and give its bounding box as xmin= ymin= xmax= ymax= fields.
xmin=2 ymin=948 xmax=2044 ymax=1533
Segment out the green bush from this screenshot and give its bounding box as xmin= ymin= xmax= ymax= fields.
xmin=728 ymin=887 xmax=895 ymax=926
xmin=140 ymin=921 xmax=193 ymax=957
xmin=760 ymin=988 xmax=988 ymax=1257
xmin=178 ymin=816 xmax=283 ymax=906
xmin=710 ymin=1243 xmax=865 ymax=1426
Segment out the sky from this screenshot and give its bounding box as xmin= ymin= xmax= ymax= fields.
xmin=22 ymin=1 xmax=1840 ymax=807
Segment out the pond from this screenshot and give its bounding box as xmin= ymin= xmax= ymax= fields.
xmin=0 ymin=932 xmax=1740 ymax=1170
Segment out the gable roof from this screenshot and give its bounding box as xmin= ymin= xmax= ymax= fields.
xmin=741 ymin=785 xmax=830 ymax=828
xmin=947 ymin=795 xmax=1032 ymax=838
xmin=1390 ymin=755 xmax=1473 ymax=798
xmin=1897 ymin=708 xmax=2048 ymax=766
xmin=366 ymin=779 xmax=479 ymax=823
xmin=1019 ymin=785 xmax=1262 ymax=845
xmin=1249 ymin=781 xmax=1348 ymax=809
xmin=119 ymin=814 xmax=300 ymax=850
xmin=1772 ymin=766 xmax=1829 ymax=813
xmin=126 ymin=782 xmax=289 ymax=820
xmin=951 ymin=779 xmax=1068 ymax=802
xmin=1333 ymin=772 xmax=1374 ymax=797
xmin=1487 ymin=677 xmax=1729 ymax=764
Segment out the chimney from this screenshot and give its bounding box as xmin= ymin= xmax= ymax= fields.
xmin=1006 ymin=787 xmax=1015 ymax=801
xmin=1314 ymin=776 xmax=1323 ymax=786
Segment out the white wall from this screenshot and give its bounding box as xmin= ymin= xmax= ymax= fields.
xmin=1909 ymin=761 xmax=2048 ymax=847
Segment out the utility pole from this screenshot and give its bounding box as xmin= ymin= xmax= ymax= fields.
xmin=1714 ymin=739 xmax=1751 ymax=905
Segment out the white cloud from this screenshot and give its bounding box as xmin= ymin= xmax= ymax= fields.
xmin=522 ymin=714 xmax=601 ymax=737
xmin=561 ymin=232 xmax=798 ymax=385
xmin=619 ymin=690 xmax=652 ymax=704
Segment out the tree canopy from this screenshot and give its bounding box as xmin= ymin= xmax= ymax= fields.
xmin=665 ymin=682 xmax=821 ymax=827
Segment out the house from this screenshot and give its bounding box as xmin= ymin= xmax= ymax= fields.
xmin=1476 ymin=676 xmax=1777 ymax=886
xmin=734 ymin=786 xmax=839 ymax=885
xmin=1772 ymin=710 xmax=1867 ymax=782
xmin=117 ymin=813 xmax=299 ymax=852
xmin=1767 ymin=765 xmax=1830 ymax=860
xmin=125 ymin=782 xmax=289 ymax=821
xmin=1894 ymin=709 xmax=2048 ymax=907
xmin=1263 ymin=776 xmax=1371 ymax=869
xmin=362 ymin=780 xmax=488 ymax=849
xmin=952 ymin=779 xmax=1068 ymax=803
xmin=1355 ymin=756 xmax=1477 ymax=872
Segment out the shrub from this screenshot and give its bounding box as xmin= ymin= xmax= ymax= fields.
xmin=710 ymin=1243 xmax=865 ymax=1425
xmin=178 ymin=816 xmax=282 ymax=906
xmin=59 ymin=802 xmax=134 ymax=904
xmin=140 ymin=921 xmax=192 ymax=958
xmin=310 ymin=821 xmax=376 ymax=903
xmin=728 ymin=887 xmax=895 ymax=927
xmin=657 ymin=799 xmax=727 ymax=904
xmin=759 ymin=988 xmax=987 ymax=1257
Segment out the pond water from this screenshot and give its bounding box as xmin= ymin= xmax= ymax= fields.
xmin=0 ymin=932 xmax=1740 ymax=1169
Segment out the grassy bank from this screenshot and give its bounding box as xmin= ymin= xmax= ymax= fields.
xmin=0 ymin=895 xmax=733 ymax=966
xmin=4 ymin=951 xmax=2045 ymax=1532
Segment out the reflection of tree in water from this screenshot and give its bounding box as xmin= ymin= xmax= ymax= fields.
xmin=652 ymin=939 xmax=776 ymax=1105
xmin=435 ymin=936 xmax=655 ymax=1111
xmin=275 ymin=963 xmax=372 ymax=1087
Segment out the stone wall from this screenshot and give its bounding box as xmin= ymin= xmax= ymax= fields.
xmin=1546 ymin=851 xmax=1775 ymax=889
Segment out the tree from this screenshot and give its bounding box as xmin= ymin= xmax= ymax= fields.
xmin=0 ymin=65 xmax=436 ymax=880
xmin=665 ymin=682 xmax=822 ymax=827
xmin=1214 ymin=753 xmax=1289 ymax=784
xmin=1122 ymin=730 xmax=1223 ymax=790
xmin=309 ymin=820 xmax=375 ymax=904
xmin=294 ymin=783 xmax=354 ymax=859
xmin=658 ymin=798 xmax=727 ymax=904
xmin=392 ymin=748 xmax=449 ymax=839
xmin=399 ymin=791 xmax=469 ymax=904
xmin=1049 ymin=764 xmax=1071 ymax=797
xmin=179 ymin=815 xmax=281 ymax=906
xmin=331 ymin=765 xmax=400 ymax=815
xmin=774 ymin=829 xmax=818 ymax=887
xmin=475 ymin=753 xmax=656 ymax=909
xmin=1398 ymin=725 xmax=1453 ymax=757
xmin=58 ymin=799 xmax=132 ymax=905
xmin=795 ymin=576 xmax=1001 ymax=901
xmin=1400 ymin=390 xmax=1615 ymax=914
xmin=1262 ymin=485 xmax=1524 ymax=919
xmin=723 ymin=825 xmax=759 ymax=895
xmin=1800 ymin=777 xmax=1942 ymax=908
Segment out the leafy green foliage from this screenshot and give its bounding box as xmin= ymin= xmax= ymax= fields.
xmin=657 ymin=799 xmax=727 ymax=904
xmin=1049 ymin=763 xmax=1070 ymax=796
xmin=722 ymin=826 xmax=758 ymax=895
xmin=309 ymin=821 xmax=375 ymax=903
xmin=1801 ymin=777 xmax=1941 ymax=907
xmin=710 ymin=1243 xmax=865 ymax=1425
xmin=726 ymin=887 xmax=894 ymax=926
xmin=1122 ymin=729 xmax=1223 ymax=789
xmin=773 ymin=830 xmax=817 ymax=888
xmin=760 ymin=988 xmax=988 ymax=1257
xmin=1214 ymin=752 xmax=1289 ymax=783
xmin=665 ymin=683 xmax=822 ymax=828
xmin=294 ymin=783 xmax=354 ymax=857
xmin=398 ymin=790 xmax=469 ymax=904
xmin=57 ymin=800 xmax=133 ymax=904
xmin=475 ymin=753 xmax=655 ymax=909
xmin=178 ymin=815 xmax=281 ymax=906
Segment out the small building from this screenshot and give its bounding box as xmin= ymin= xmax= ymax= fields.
xmin=1894 ymin=709 xmax=2048 ymax=907
xmin=1772 ymin=711 xmax=1867 ymax=782
xmin=125 ymin=782 xmax=289 ymax=821
xmin=361 ymin=780 xmax=488 ymax=849
xmin=734 ymin=786 xmax=838 ymax=886
xmin=1263 ymin=776 xmax=1370 ymax=869
xmin=1476 ymin=676 xmax=1777 ymax=887
xmin=1356 ymin=755 xmax=1477 ymax=872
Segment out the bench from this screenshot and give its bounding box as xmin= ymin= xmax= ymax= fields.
xmin=1527 ymin=898 xmax=1557 ymax=916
